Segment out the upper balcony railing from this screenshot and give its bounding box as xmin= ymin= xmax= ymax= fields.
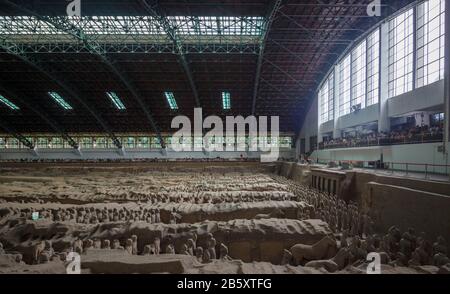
xmin=319 ymin=133 xmax=444 ymax=150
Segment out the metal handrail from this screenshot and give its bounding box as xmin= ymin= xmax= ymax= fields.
xmin=311 ymin=158 xmax=450 ymax=179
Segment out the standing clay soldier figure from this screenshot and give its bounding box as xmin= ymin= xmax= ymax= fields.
xmin=131 ymin=235 xmax=138 ymax=255
xmin=153 ymin=237 xmax=161 ymax=255
xmin=39 ymin=241 xmax=55 ymax=263
xmin=187 ymin=239 xmax=196 ymax=256
xmin=202 ymin=248 xmax=211 ymax=263
xmin=84 ymin=239 xmax=94 ymax=252
xmin=350 ymin=213 xmax=358 ymax=237
xmin=348 ymin=237 xmax=363 ymax=264
xmin=149 ymin=209 xmax=156 ymax=224
xmin=380 ymin=235 xmax=389 ymax=253
xmin=0 ymin=242 xmax=5 ymax=254
xmin=417 ymin=235 xmax=433 ymax=265
xmin=433 ymin=252 xmax=450 ymax=267
xmin=101 ymin=211 xmax=108 ymax=223
xmin=166 ymin=244 xmax=175 ymax=254
xmin=336 ymin=206 xmax=343 ymax=232
xmin=399 ymin=232 xmax=413 ymax=258
xmin=125 ymin=239 xmax=133 ymax=254
xmin=392 ymin=252 xmax=408 ymax=267
xmin=53 ymin=210 xmax=61 ymax=222
xmin=362 ymin=214 xmax=370 ymax=238
xmin=407 ymin=228 xmax=417 ymax=250
xmin=340 ymin=230 xmax=349 ymax=248
xmin=366 ymin=235 xmax=376 ymax=253
xmin=90 ymin=215 xmax=99 ymax=224
xmin=205 ymin=233 xmax=213 ymax=243
xmin=73 ymin=239 xmax=83 ymax=254
xmin=180 ymin=243 xmax=190 ymax=255
xmin=165 ymin=235 xmax=175 ymax=254
xmin=102 ymin=240 xmax=111 ymax=250
xmin=219 ymin=243 xmax=232 ymax=261
xmin=14 ymin=254 xmax=24 ymax=264
xmin=387 ymin=226 xmax=401 ymax=255
xmin=342 ymin=209 xmax=349 ymax=232
xmin=143 ymin=244 xmax=155 ymax=255
xmin=281 ymin=249 xmax=292 ymax=265
xmin=195 ymin=247 xmax=204 ymax=262
xmin=433 ymin=236 xmax=448 ymax=255
xmin=408 ymin=249 xmax=423 ymax=267
xmin=112 ymin=239 xmax=124 ymax=250
xmin=93 ymin=239 xmax=102 ymax=249
xmin=155 ymin=209 xmax=161 ymax=223
xmin=296 ymin=207 xmax=303 ymax=220
xmin=328 ymin=208 xmax=336 ymax=232
xmin=170 ymin=208 xmax=182 ymax=224
xmin=32 ymin=241 xmax=46 ymax=264
xmin=208 ymin=237 xmax=217 ymax=260
xmin=192 ymin=232 xmax=198 ymax=246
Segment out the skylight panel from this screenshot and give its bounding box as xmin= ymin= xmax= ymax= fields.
xmin=106 ymin=92 xmax=126 ymax=110
xmin=198 ymin=16 xmax=217 ymax=35
xmin=0 ymin=94 xmax=20 ymax=110
xmin=48 ymin=92 xmax=73 ymax=110
xmin=164 ymin=92 xmax=178 ymax=110
xmin=222 ymin=92 xmax=231 ymax=110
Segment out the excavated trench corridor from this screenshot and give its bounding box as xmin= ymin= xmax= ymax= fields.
xmin=0 ymin=163 xmax=448 ymax=274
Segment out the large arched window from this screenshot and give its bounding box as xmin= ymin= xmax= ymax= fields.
xmin=416 ymin=0 xmax=446 ymax=88
xmin=319 ymin=73 xmax=334 ymax=124
xmin=388 ymin=8 xmax=414 ymax=98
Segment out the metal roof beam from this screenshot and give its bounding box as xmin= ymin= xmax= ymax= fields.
xmin=0 ymin=84 xmax=79 ymax=150
xmin=1 ymin=0 xmax=165 ymax=149
xmin=260 ymin=78 xmax=297 ymax=101
xmin=0 ymin=119 xmax=34 ymax=150
xmin=140 ymin=0 xmax=201 ymax=108
xmin=251 ymin=0 xmax=282 ymax=115
xmin=0 ymin=38 xmax=123 ymax=149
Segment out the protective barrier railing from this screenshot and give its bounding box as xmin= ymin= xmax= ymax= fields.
xmin=311 ymin=158 xmax=450 ymax=180
xmin=318 ymin=134 xmax=444 ymax=150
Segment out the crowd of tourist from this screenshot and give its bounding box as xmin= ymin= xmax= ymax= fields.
xmin=319 ymin=124 xmax=444 ymax=150
xmin=0 ymin=157 xmax=265 ymax=163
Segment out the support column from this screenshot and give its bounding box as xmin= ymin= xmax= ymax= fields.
xmin=118 ymin=147 xmax=126 ymax=156
xmin=30 ymin=147 xmax=38 ymax=157
xmin=444 ymin=0 xmax=450 ymax=179
xmin=316 ymin=92 xmax=324 ymax=144
xmin=379 ymin=22 xmax=390 ymax=133
xmin=74 ymin=146 xmax=82 ymax=157
xmin=295 ymin=137 xmax=301 ymax=159
xmin=333 ymin=67 xmax=341 ymax=139
xmin=445 ymin=0 xmax=450 ymax=154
